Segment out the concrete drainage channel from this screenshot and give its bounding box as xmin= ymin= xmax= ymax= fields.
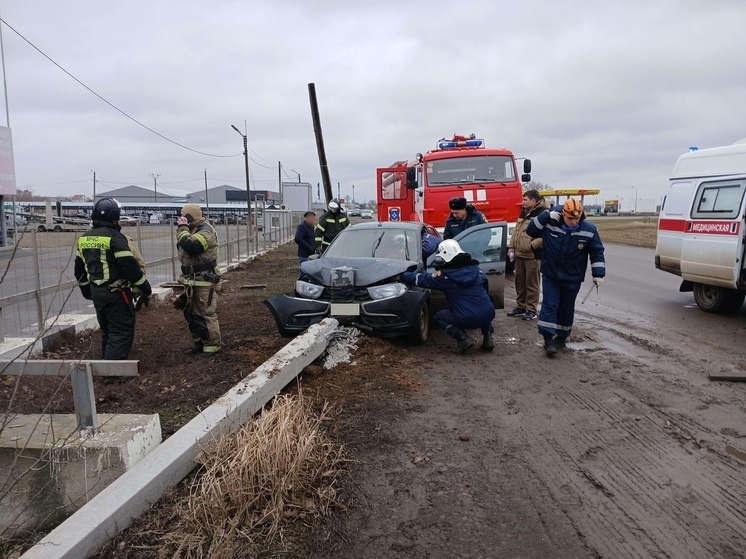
xmin=20 ymin=317 xmax=340 ymax=559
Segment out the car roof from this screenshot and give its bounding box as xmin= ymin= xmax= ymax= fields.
xmin=346 ymin=221 xmax=423 ymax=231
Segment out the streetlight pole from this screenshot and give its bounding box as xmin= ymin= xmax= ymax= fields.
xmin=352 ymin=184 xmax=355 ymax=204
xmin=231 ymin=124 xmax=254 ymax=253
xmin=632 ymin=186 xmax=638 ymax=213
xmin=149 ymin=173 xmax=160 ymax=202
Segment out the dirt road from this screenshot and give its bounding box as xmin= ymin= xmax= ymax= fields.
xmin=333 ymin=245 xmax=746 ymax=558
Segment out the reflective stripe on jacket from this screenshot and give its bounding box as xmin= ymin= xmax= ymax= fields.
xmin=315 ymin=211 xmax=349 ymax=247
xmin=526 ymin=209 xmax=606 ymax=283
xmin=74 ymin=225 xmax=148 ymax=288
xmin=177 ymin=219 xmax=220 ymax=275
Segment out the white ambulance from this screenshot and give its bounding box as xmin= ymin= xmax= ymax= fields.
xmin=656 ymin=142 xmax=746 ymax=313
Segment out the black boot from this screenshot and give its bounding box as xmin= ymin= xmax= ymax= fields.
xmin=480 ymin=329 xmax=494 ymax=351
xmin=544 ymin=335 xmax=558 ymax=357
xmin=188 ymin=341 xmax=203 ymax=355
xmin=455 ymin=331 xmax=475 ymax=354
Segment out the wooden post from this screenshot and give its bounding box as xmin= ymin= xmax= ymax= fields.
xmin=171 ymin=226 xmax=178 ymax=280
xmin=308 ymin=83 xmax=333 ymax=204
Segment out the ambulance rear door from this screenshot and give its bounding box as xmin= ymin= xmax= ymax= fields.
xmin=680 ymin=178 xmax=746 ymax=287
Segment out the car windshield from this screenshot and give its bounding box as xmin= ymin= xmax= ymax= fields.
xmin=324 ymin=228 xmax=420 ymax=261
xmin=426 ymin=155 xmax=516 ymax=186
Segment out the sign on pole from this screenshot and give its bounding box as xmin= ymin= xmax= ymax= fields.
xmin=0 ymin=126 xmax=16 ymax=196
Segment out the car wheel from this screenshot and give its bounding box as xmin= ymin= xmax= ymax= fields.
xmin=693 ymin=283 xmax=745 ymax=314
xmin=53 ymin=225 xmax=62 ymax=232
xmin=407 ymin=302 xmax=430 ymax=345
xmin=37 ymin=225 xmax=46 ymax=232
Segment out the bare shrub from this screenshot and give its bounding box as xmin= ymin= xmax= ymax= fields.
xmin=160 ymin=393 xmax=348 ymax=559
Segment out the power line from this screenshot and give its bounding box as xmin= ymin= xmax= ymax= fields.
xmin=0 ymin=17 xmax=241 ymax=159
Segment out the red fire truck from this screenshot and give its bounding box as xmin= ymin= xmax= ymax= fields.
xmin=376 ymin=134 xmax=531 ymax=230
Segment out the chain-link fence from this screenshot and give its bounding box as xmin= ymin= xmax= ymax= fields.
xmin=0 ymin=210 xmax=303 ymax=341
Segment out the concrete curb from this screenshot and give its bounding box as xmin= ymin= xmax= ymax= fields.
xmin=20 ymin=318 xmax=338 ymax=559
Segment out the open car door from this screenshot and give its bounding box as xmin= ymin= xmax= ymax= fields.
xmin=453 ymin=222 xmax=507 ymax=309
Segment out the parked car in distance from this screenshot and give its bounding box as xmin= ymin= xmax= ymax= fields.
xmin=348 ymin=208 xmax=362 ymax=217
xmin=264 ymin=220 xmax=507 ymax=344
xmin=361 ymin=210 xmax=374 ymax=219
xmin=119 ymin=215 xmax=137 ymax=226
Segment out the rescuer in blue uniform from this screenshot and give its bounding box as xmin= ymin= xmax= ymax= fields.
xmin=401 ymin=239 xmax=495 ymax=353
xmin=443 ymin=197 xmax=488 ymax=240
xmin=526 ymin=198 xmax=606 ymax=356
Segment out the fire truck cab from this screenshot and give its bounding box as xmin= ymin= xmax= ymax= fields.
xmin=655 ymin=142 xmax=746 ymax=313
xmin=376 ymin=135 xmax=531 ymax=231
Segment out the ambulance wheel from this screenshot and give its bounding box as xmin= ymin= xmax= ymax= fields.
xmin=693 ymin=284 xmax=745 ymax=314
xmin=407 ymin=302 xmax=430 ymax=345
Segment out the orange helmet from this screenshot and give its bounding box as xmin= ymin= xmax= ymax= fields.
xmin=562 ymin=199 xmax=583 ymax=218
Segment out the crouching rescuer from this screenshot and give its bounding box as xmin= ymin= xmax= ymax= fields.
xmin=176 ymin=204 xmax=222 ymax=357
xmin=401 ymin=239 xmax=495 ymax=353
xmin=75 ymin=197 xmax=152 ymax=360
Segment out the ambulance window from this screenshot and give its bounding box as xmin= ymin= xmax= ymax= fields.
xmin=662 ymin=181 xmax=692 ymax=216
xmin=691 ymin=181 xmax=746 ymax=219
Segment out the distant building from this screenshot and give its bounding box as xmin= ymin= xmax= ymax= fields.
xmin=224 ymin=188 xmax=280 ymax=205
xmin=93 ymin=185 xmax=179 ymax=204
xmin=185 ymin=184 xmax=244 ymax=205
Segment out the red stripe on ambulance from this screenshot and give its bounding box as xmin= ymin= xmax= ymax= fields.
xmin=659 ymin=219 xmax=740 ymax=236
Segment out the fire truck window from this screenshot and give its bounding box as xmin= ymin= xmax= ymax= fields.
xmin=691 ymin=181 xmax=746 ymax=220
xmin=427 ymin=156 xmax=515 ymax=186
xmin=381 ymin=171 xmax=407 ymax=200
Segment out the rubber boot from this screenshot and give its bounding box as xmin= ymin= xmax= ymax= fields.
xmin=544 ymin=335 xmax=558 ymax=357
xmin=455 ymin=331 xmax=475 ymax=354
xmin=188 ymin=341 xmax=203 ymax=355
xmin=555 ymin=337 xmax=567 ymax=350
xmin=480 ymin=328 xmax=494 ymax=352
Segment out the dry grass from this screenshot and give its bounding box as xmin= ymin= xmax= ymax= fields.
xmin=159 ymin=393 xmax=348 ymax=559
xmin=589 ymin=218 xmax=658 ymax=248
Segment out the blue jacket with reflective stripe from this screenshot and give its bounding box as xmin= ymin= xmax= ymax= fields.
xmin=526 ymin=209 xmax=606 ymax=283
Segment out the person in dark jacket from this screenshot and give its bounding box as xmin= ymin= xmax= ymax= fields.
xmin=74 ymin=197 xmax=152 ymax=360
xmin=443 ymin=197 xmax=488 ymax=240
xmin=294 ymin=211 xmax=316 ymax=277
xmin=421 ymin=227 xmax=442 ymax=259
xmin=401 ymin=239 xmax=495 ymax=353
xmin=526 ymin=198 xmax=606 ymax=356
xmin=315 ymin=199 xmax=349 ymax=252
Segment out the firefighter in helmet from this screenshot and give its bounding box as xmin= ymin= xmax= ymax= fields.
xmin=176 ymin=203 xmax=222 ymax=357
xmin=315 ymin=199 xmax=349 ymax=253
xmin=74 ymin=197 xmax=152 ymax=360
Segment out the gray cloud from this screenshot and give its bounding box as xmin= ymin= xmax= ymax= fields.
xmin=3 ymin=0 xmax=745 ymax=210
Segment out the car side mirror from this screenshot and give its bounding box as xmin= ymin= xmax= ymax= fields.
xmin=523 ymin=159 xmax=532 ymax=173
xmin=521 ymin=173 xmax=531 ymax=182
xmin=308 ymin=254 xmax=320 ymax=261
xmin=406 ymin=167 xmax=417 ymax=189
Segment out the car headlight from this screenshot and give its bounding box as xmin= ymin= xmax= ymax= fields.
xmin=367 ymin=283 xmax=408 ymax=300
xmin=295 ymin=280 xmax=324 ymax=300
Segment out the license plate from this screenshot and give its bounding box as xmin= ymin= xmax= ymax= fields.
xmin=330 ymin=303 xmax=360 ymax=316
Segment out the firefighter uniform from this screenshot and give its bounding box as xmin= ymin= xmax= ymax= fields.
xmin=177 ymin=204 xmax=222 ymax=356
xmin=315 ymin=200 xmax=349 ymax=252
xmin=74 ymin=198 xmax=151 ymax=360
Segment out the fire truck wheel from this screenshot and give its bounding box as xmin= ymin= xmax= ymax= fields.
xmin=693 ymin=283 xmax=745 ymax=314
xmin=407 ymin=302 xmax=430 ymax=345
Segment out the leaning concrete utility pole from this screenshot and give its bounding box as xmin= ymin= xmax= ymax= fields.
xmin=308 ymin=83 xmax=333 ymax=204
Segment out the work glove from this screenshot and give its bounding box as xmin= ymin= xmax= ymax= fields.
xmin=135 ymin=296 xmax=150 ymax=311
xmin=593 ymin=278 xmax=603 ymax=287
xmin=139 ymin=279 xmax=152 ymax=298
xmin=549 ymin=210 xmax=561 ymax=221
xmin=173 ymin=292 xmax=188 ymax=310
xmin=507 ymin=249 xmax=516 ymax=262
xmin=79 ymin=284 xmax=92 ymax=300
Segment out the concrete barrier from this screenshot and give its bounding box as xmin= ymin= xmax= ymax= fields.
xmin=20 ymin=318 xmax=339 ymax=559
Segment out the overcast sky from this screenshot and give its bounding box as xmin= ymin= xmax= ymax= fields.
xmin=3 ymin=0 xmax=745 ymax=210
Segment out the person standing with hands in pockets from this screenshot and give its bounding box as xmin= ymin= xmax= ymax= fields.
xmin=526 ymin=199 xmax=605 ymax=357
xmin=507 ymin=190 xmax=549 ymax=321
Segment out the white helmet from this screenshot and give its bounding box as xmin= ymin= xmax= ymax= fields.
xmin=434 ymin=239 xmax=464 ymax=265
xmin=328 ymin=200 xmax=340 ymax=211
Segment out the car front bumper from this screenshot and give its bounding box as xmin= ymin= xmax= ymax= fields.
xmin=264 ymin=291 xmax=428 ymax=337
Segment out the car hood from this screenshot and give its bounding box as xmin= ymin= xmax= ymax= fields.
xmin=301 ymin=257 xmax=417 ymax=286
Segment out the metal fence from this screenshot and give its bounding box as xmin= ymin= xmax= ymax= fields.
xmin=0 ymin=210 xmax=303 ymax=341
